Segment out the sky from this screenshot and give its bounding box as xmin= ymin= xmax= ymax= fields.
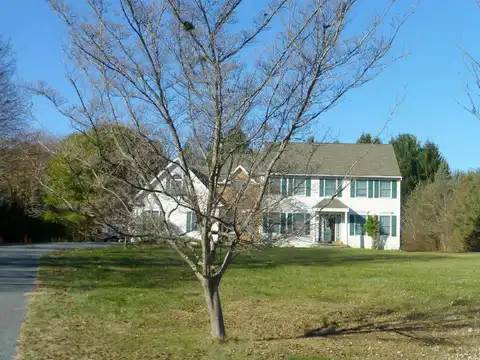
xmin=1 ymin=0 xmax=480 ymax=171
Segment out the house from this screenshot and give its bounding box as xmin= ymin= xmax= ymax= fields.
xmin=134 ymin=143 xmax=402 ymax=250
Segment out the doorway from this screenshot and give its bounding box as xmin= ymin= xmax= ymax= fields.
xmin=324 ymin=216 xmax=335 ymax=242
xmin=319 ymin=214 xmax=337 ymax=243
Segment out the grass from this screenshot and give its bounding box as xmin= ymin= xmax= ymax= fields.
xmin=18 ymin=246 xmax=480 ymax=360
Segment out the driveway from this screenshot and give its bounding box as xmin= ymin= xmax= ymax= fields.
xmin=0 ymin=243 xmax=118 ymax=360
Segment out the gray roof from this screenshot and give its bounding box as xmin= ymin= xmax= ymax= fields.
xmin=314 ymin=198 xmax=348 ymax=209
xmin=267 ymin=143 xmax=401 ymax=177
xmin=150 ymin=143 xmax=401 ymax=191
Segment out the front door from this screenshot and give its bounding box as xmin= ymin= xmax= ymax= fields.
xmin=325 ymin=216 xmax=335 ymax=242
xmin=320 ymin=215 xmax=336 ymax=242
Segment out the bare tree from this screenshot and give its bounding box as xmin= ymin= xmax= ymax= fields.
xmin=0 ymin=36 xmax=30 ymax=170
xmin=463 ymin=1 xmax=480 ymax=119
xmin=36 ymin=0 xmax=415 ymax=339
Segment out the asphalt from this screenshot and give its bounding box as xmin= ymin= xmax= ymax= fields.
xmin=0 ymin=242 xmax=117 ymax=360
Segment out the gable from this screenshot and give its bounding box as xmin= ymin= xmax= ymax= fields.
xmin=134 ymin=160 xmax=209 ymax=202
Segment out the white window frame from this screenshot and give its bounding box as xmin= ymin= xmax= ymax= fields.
xmin=289 ymin=212 xmax=311 ymax=235
xmin=354 ymin=214 xmax=365 ymax=235
xmin=166 ymin=173 xmax=184 ymax=196
xmin=356 ymin=180 xmax=368 ymax=197
xmin=324 ymin=178 xmax=336 ymax=197
xmin=379 ymin=180 xmax=391 ymax=198
xmin=293 ymin=177 xmax=306 ymax=196
xmin=379 ymin=215 xmax=391 ymax=236
xmin=268 ymin=177 xmax=281 ymax=195
xmin=263 ymin=212 xmax=281 ymax=234
xmin=187 ymin=211 xmax=197 ymax=232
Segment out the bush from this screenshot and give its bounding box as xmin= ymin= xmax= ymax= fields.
xmin=363 ymin=215 xmax=380 ymax=249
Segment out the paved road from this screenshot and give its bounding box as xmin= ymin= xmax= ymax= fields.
xmin=0 ymin=243 xmax=117 ymax=360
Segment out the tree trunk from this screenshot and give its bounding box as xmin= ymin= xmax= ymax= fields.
xmin=203 ymin=277 xmax=226 ymax=340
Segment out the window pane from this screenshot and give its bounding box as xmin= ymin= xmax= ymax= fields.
xmin=304 ymin=214 xmax=311 ymax=235
xmin=380 ymin=181 xmax=391 ymax=198
xmin=233 ymin=179 xmax=247 ymax=192
xmin=355 ymin=215 xmax=365 ymax=235
xmin=293 ymin=178 xmax=305 ymax=196
xmin=287 ymin=178 xmax=293 ymax=196
xmin=356 ymin=180 xmax=368 ymax=197
xmin=268 ymin=178 xmax=281 ymax=194
xmin=166 ymin=174 xmax=183 ymax=196
xmin=293 ymin=213 xmax=304 ymax=232
xmin=379 ymin=216 xmax=390 ymax=235
xmin=269 ymin=212 xmax=281 ymax=233
xmin=324 ymin=179 xmax=336 ymax=196
xmin=191 ymin=212 xmax=198 ymax=231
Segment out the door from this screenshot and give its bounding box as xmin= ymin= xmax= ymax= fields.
xmin=324 ymin=216 xmax=335 ymax=242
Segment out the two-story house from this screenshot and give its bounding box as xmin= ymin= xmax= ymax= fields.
xmin=134 ymin=143 xmax=402 ymax=250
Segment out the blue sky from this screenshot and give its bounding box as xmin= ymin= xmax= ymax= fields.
xmin=1 ymin=0 xmax=480 ymax=171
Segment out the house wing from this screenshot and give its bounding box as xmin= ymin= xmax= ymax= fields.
xmin=133 ymin=160 xmax=209 ymax=202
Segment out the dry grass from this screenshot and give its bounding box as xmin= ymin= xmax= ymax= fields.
xmin=18 ymin=246 xmax=480 ymax=360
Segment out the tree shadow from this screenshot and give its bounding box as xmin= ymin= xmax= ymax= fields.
xmin=232 ymin=247 xmax=453 ymax=269
xmin=2 ymin=246 xmax=465 ymax=292
xmin=263 ymin=305 xmax=479 ymax=347
xmin=33 ymin=247 xmax=196 ymax=291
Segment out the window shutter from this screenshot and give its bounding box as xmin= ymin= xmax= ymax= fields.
xmin=280 ymin=213 xmax=286 ymax=233
xmin=368 ymin=180 xmax=373 ymax=198
xmin=306 ymin=178 xmax=311 ymax=197
xmin=349 ymin=214 xmax=355 ymax=235
xmin=350 ymin=180 xmax=355 ymax=198
xmin=391 ymin=215 xmax=397 ymax=237
xmin=287 ymin=213 xmax=293 ymax=232
xmin=262 ymin=213 xmax=268 ymax=233
xmin=320 ymin=179 xmax=325 ymax=197
xmin=281 ymin=178 xmax=287 ymax=196
xmin=392 ymin=180 xmax=397 ymax=199
xmin=186 ymin=212 xmax=191 ymax=232
xmin=374 ymin=180 xmax=379 ymax=198
xmin=337 ymin=179 xmax=343 ymax=197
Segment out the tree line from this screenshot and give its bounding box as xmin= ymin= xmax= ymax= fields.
xmin=2 ymin=0 xmax=479 ymax=340
xmin=357 ymin=132 xmax=480 ymax=252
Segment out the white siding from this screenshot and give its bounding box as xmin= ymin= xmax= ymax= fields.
xmin=136 ymin=163 xmax=210 ymax=240
xmin=262 ymin=177 xmax=401 ymax=250
xmin=137 ymin=166 xmax=402 ymax=250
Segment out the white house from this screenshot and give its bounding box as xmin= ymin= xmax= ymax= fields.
xmin=134 ymin=143 xmax=402 ymax=250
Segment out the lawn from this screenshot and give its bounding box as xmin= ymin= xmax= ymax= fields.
xmin=18 ymin=246 xmax=480 ymax=360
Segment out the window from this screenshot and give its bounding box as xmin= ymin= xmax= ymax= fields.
xmin=304 ymin=213 xmax=311 ymax=235
xmin=265 ymin=212 xmax=310 ymax=235
xmin=186 ymin=212 xmax=197 ymax=232
xmin=293 ymin=177 xmax=306 ymax=196
xmin=356 ymin=180 xmax=368 ymax=197
xmin=262 ymin=212 xmax=281 ymax=233
xmin=268 ymin=177 xmax=281 ymax=195
xmin=355 ymin=215 xmax=365 ymax=235
xmin=380 ymin=181 xmax=391 ymax=198
xmin=324 ymin=179 xmax=336 ymax=196
xmin=281 ymin=177 xmax=311 ymax=197
xmin=379 ymin=216 xmax=390 ymax=236
xmin=233 ymin=179 xmax=247 ymax=192
xmin=166 ymin=174 xmax=184 ymax=196
xmin=291 ymin=213 xmax=311 ymax=235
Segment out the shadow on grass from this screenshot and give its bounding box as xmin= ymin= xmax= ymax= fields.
xmin=263 ymin=305 xmax=479 ymax=347
xmin=9 ymin=245 xmax=458 ymax=291
xmin=231 ymin=247 xmax=453 ymax=269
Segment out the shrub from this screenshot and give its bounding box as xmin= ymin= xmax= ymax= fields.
xmin=363 ymin=215 xmax=380 ymax=249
